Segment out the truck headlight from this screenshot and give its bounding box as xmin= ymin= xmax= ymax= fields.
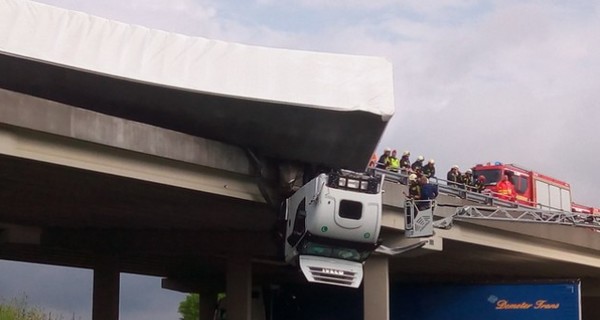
xmin=360 ymin=181 xmax=368 ymax=190
xmin=346 ymin=179 xmax=359 ymax=189
xmin=338 ymin=177 xmax=347 ymax=187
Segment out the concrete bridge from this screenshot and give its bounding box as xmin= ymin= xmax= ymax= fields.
xmin=2 ymin=89 xmax=600 ymax=319
xmin=1 ymin=1 xmax=600 ymax=319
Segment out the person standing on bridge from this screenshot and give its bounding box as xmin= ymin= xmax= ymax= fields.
xmin=368 ymin=152 xmax=378 ymax=168
xmin=496 ymin=174 xmax=516 ymax=201
xmin=400 ymin=151 xmax=411 ymax=170
xmin=447 ymin=165 xmax=461 ymax=188
xmin=423 ymin=159 xmax=436 ymax=178
xmin=385 ymin=150 xmax=400 ymax=172
xmin=411 ymin=155 xmax=425 ymax=172
xmin=461 ymin=169 xmax=475 ymax=191
xmin=474 ymin=175 xmax=486 ymax=193
xmin=376 ymin=148 xmax=391 ymax=169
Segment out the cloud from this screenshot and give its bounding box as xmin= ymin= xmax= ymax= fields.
xmin=373 ymin=1 xmax=600 ymax=206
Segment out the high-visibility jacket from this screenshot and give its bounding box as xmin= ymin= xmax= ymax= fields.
xmin=386 ymin=157 xmax=400 ymax=172
xmin=497 ymin=180 xmax=516 ymax=200
xmin=369 ymin=153 xmax=378 ymax=167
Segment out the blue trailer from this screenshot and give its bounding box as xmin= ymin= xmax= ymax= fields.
xmin=391 ymin=281 xmax=581 ymax=320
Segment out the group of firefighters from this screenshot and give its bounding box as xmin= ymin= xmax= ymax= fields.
xmin=369 ymin=148 xmax=436 ymax=179
xmin=370 ymin=148 xmax=517 ymax=202
xmin=369 ymin=148 xmax=439 ymax=209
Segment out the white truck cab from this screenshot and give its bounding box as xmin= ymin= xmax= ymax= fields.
xmin=283 ymin=170 xmax=382 ymax=288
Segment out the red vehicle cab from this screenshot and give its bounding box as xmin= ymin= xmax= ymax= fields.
xmin=472 ymin=162 xmax=573 ymax=212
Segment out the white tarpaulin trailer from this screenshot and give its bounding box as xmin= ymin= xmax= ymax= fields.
xmin=0 ymin=0 xmax=394 ymax=170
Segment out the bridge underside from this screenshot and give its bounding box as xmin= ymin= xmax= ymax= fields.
xmin=2 ymin=153 xmax=600 ymax=288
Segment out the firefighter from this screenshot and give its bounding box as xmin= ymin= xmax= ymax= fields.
xmin=446 ymin=165 xmax=461 ymax=187
xmin=423 ymin=159 xmax=436 ymax=178
xmin=411 ymin=155 xmax=425 ymax=172
xmin=376 ymin=148 xmax=391 ymax=169
xmin=407 ymin=173 xmax=421 ymax=200
xmin=496 ymin=174 xmax=516 ymax=201
xmin=368 ymin=152 xmax=378 ymax=168
xmin=461 ymin=169 xmax=474 ymax=191
xmin=474 ymin=175 xmax=486 ymax=193
xmin=385 ymin=149 xmax=400 ymax=172
xmin=400 ymin=151 xmax=411 ymax=169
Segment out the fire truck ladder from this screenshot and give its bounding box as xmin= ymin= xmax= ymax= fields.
xmin=434 ymin=205 xmax=600 ymax=230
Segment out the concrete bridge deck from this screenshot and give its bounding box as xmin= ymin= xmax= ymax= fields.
xmin=2 ymin=89 xmax=600 ymax=318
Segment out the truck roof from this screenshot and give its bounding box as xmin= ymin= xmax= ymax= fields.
xmin=0 ymin=0 xmax=394 ymax=171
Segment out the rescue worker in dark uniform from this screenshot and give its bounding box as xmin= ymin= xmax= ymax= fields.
xmin=385 ymin=150 xmax=400 ymax=172
xmin=461 ymin=169 xmax=474 ymax=191
xmin=411 ymin=155 xmax=425 ymax=172
xmin=423 ymin=159 xmax=436 ymax=178
xmin=376 ymin=148 xmax=391 ymax=169
xmin=407 ymin=174 xmax=421 ymax=201
xmin=474 ymin=175 xmax=486 ymax=193
xmin=446 ymin=165 xmax=461 ymax=187
xmin=399 ymin=151 xmax=411 ymax=170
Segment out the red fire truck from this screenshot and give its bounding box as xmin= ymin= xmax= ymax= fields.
xmin=472 ymin=162 xmax=598 ymax=214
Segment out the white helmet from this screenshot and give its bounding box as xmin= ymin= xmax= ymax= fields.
xmin=466 ymin=169 xmax=472 ymax=174
xmin=429 ymin=159 xmax=435 ymax=164
xmin=452 ymin=165 xmax=459 ymax=170
xmin=417 ymin=155 xmax=424 ymax=161
xmin=408 ymin=174 xmax=417 ymax=181
xmin=384 ymin=147 xmax=392 ymax=152
xmin=403 ymin=150 xmax=410 ymax=156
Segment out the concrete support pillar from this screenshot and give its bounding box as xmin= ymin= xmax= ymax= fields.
xmin=92 ymin=258 xmax=120 ymax=320
xmin=363 ymin=256 xmax=389 ymax=320
xmin=226 ymin=257 xmax=252 ymax=320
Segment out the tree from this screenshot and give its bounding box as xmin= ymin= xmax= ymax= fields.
xmin=178 ymin=293 xmax=199 ymax=320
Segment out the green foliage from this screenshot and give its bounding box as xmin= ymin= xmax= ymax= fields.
xmin=0 ymin=296 xmax=44 ymax=320
xmin=0 ymin=296 xmax=76 ymax=320
xmin=178 ymin=293 xmax=200 ymax=320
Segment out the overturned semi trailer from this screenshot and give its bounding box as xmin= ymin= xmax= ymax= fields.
xmin=0 ymin=0 xmax=394 ymax=171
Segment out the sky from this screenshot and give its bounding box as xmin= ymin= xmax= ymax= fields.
xmin=1 ymin=0 xmax=599 ymax=319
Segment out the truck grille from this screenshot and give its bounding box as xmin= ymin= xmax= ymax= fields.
xmin=308 ymin=266 xmax=357 ymax=286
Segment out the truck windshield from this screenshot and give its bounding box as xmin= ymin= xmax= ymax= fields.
xmin=298 ymin=240 xmax=372 ymax=262
xmin=473 ymin=169 xmax=502 ymax=185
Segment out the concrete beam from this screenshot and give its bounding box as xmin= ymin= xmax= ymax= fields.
xmin=0 ymin=88 xmax=253 ymax=175
xmin=0 ymin=124 xmax=264 ymax=202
